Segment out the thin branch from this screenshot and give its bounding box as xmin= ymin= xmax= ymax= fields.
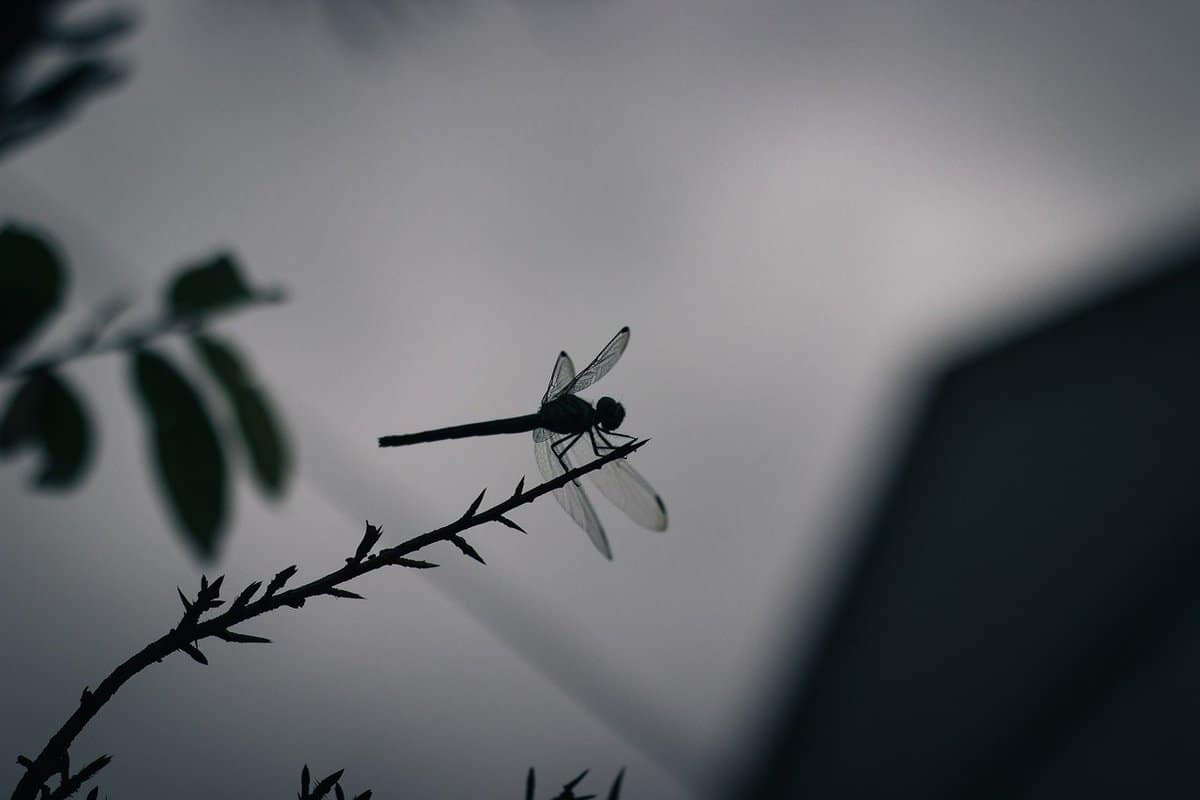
xmin=9 ymin=439 xmax=646 ymax=800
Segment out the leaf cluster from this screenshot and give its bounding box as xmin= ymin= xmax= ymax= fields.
xmin=0 ymin=222 xmax=289 ymax=558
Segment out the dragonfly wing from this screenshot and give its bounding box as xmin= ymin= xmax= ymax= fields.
xmin=559 ymin=326 xmax=629 ymax=396
xmin=542 ymin=351 xmax=577 ymax=404
xmin=534 ymin=429 xmax=612 ymax=559
xmin=590 ymin=457 xmax=668 ymax=531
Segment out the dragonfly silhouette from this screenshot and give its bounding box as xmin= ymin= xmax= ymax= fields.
xmin=379 ymin=326 xmax=667 ymax=558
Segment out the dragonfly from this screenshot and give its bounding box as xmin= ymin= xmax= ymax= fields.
xmin=379 ymin=326 xmax=667 ymax=558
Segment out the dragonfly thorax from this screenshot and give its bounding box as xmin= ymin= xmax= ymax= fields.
xmin=538 ymin=394 xmax=626 ymax=435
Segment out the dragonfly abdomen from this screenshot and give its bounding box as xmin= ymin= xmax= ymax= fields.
xmin=378 ymin=413 xmax=542 ymax=447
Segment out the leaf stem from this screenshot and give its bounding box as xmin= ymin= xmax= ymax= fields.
xmin=1 ymin=291 xmax=283 ymax=381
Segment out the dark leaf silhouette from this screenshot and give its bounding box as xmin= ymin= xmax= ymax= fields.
xmin=166 ymin=254 xmax=255 ymax=317
xmin=192 ymin=333 xmax=290 ymax=497
xmin=0 ymin=370 xmax=92 ymax=488
xmin=130 ymin=349 xmax=227 ymax=559
xmin=0 ymin=224 xmax=66 ymax=367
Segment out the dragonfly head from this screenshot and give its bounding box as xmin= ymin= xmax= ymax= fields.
xmin=595 ymin=396 xmax=626 ymax=431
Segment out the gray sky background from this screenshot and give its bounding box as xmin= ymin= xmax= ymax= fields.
xmin=2 ymin=1 xmax=1199 ymax=797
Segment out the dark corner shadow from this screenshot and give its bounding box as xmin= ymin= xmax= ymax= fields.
xmin=742 ymin=213 xmax=1200 ymax=799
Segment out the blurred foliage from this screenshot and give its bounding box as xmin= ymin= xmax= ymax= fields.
xmin=0 ymin=224 xmax=66 ymax=367
xmin=0 ymin=0 xmax=137 ymax=160
xmin=0 ymin=222 xmax=290 ymax=560
xmin=0 ymin=368 xmax=92 ymax=489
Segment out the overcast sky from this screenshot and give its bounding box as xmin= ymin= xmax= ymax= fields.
xmin=3 ymin=1 xmax=1199 ymax=797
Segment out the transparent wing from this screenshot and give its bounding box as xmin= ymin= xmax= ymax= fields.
xmin=590 ymin=458 xmax=668 ymax=531
xmin=534 ymin=429 xmax=612 ymax=559
xmin=558 ymin=326 xmax=630 ymax=397
xmin=542 ymin=351 xmax=577 ymax=404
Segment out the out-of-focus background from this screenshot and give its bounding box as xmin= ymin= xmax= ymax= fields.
xmin=2 ymin=1 xmax=1198 ymax=797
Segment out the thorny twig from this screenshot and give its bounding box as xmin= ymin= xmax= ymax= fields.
xmin=9 ymin=438 xmax=647 ymax=800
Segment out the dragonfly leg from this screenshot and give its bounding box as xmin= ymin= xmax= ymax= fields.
xmin=551 ymin=432 xmax=586 ymax=482
xmin=592 ymin=428 xmax=632 ymax=455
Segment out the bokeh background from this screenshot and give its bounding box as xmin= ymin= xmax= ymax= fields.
xmin=2 ymin=1 xmax=1199 ymax=797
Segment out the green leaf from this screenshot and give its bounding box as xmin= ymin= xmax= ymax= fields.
xmin=0 ymin=370 xmax=93 ymax=488
xmin=130 ymin=349 xmax=228 ymax=559
xmin=192 ymin=334 xmax=290 ymax=497
xmin=166 ymin=253 xmax=254 ymax=317
xmin=0 ymin=224 xmax=67 ymax=368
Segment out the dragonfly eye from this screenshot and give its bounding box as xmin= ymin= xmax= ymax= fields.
xmin=596 ymin=396 xmax=625 ymax=431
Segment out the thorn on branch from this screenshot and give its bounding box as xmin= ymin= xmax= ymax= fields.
xmin=496 ymin=516 xmax=526 ymax=534
xmin=448 ymin=535 xmax=486 ymax=565
xmin=216 ymin=629 xmax=272 ymax=644
xmin=312 ymin=768 xmax=345 ymax=798
xmin=48 ymin=754 xmax=111 ymax=800
xmin=513 ymin=476 xmax=525 ymax=497
xmin=179 ymin=642 xmax=208 ymax=665
xmin=17 ymin=755 xmax=33 ymax=769
xmin=265 ymin=565 xmax=298 ymax=598
xmin=396 ymin=558 xmax=438 ymax=569
xmin=462 ymin=488 xmax=487 ymax=520
xmin=324 ymin=588 xmax=364 ymax=600
xmin=230 ymin=580 xmax=262 ymax=612
xmin=351 ymin=521 xmax=384 ymax=563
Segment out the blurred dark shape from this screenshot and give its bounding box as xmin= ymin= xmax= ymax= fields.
xmin=0 ymin=224 xmax=290 ymax=560
xmin=744 ymin=218 xmax=1200 ymax=798
xmin=0 ymin=0 xmax=136 ymax=159
xmin=0 ymin=223 xmax=66 ymax=368
xmin=0 ymin=368 xmax=93 ymax=488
